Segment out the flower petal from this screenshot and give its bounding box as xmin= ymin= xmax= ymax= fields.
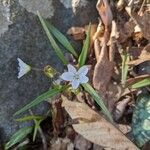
xmin=71 ymin=79 xmax=80 ymax=89
xmin=17 ymin=58 xmax=31 ymax=79
xmin=79 ymin=75 xmax=89 ymax=83
xmin=78 ymin=65 xmax=88 ymax=76
xmin=60 ymin=72 xmax=74 ymax=81
xmin=67 ymin=64 xmax=77 ymax=73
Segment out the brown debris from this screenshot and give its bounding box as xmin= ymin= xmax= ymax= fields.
xmin=128 ymin=44 xmax=150 ymax=65
xmin=61 ymin=95 xmax=139 ymax=150
xmin=67 ymin=27 xmax=85 ymax=40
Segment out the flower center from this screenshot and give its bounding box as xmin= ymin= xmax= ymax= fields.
xmin=73 ymin=73 xmax=80 ymax=80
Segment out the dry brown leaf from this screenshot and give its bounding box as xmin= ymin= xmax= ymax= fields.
xmin=67 ymin=27 xmax=85 ymax=40
xmin=51 ymin=98 xmax=64 ymax=137
xmin=93 ymin=0 xmax=114 ymax=97
xmin=128 ymin=44 xmax=150 ymax=65
xmin=118 ymin=20 xmax=135 ymax=43
xmin=94 ymin=39 xmax=101 ymax=61
xmin=93 ymin=43 xmax=114 ymax=96
xmin=113 ymin=97 xmax=131 ymax=121
xmin=93 ymin=21 xmax=104 ymax=42
xmin=126 ymin=9 xmax=150 ymax=41
xmin=61 ymin=95 xmax=139 ymax=150
xmin=96 ymin=0 xmax=113 ymax=28
xmin=126 ymin=74 xmax=150 ymax=87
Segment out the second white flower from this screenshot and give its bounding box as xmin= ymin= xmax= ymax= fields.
xmin=60 ymin=64 xmax=89 ymax=89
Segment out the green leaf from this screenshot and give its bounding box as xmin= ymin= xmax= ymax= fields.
xmin=33 ymin=119 xmax=43 ymax=141
xmin=121 ymin=52 xmax=130 ymax=86
xmin=5 ymin=127 xmax=33 ymax=150
xmin=15 ymin=115 xmax=44 ymax=122
xmin=78 ymin=23 xmax=91 ymax=67
xmin=37 ymin=11 xmax=68 ymax=65
xmin=82 ymin=83 xmax=113 ymax=122
xmin=45 ymin=21 xmax=78 ymax=58
xmin=14 ymin=86 xmax=65 ymax=116
xmin=131 ymin=78 xmax=150 ymax=89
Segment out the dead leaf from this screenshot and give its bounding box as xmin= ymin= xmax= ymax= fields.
xmin=126 ymin=74 xmax=150 ymax=87
xmin=67 ymin=27 xmax=85 ymax=40
xmin=51 ymin=98 xmax=64 ymax=137
xmin=126 ymin=9 xmax=150 ymax=41
xmin=96 ymin=0 xmax=113 ymax=28
xmin=93 ymin=43 xmax=114 ymax=96
xmin=118 ymin=20 xmax=135 ymax=43
xmin=113 ymin=97 xmax=131 ymax=121
xmin=61 ymin=95 xmax=139 ymax=150
xmin=93 ymin=20 xmax=105 ymax=42
xmin=94 ymin=39 xmax=101 ymax=61
xmin=128 ymin=44 xmax=150 ymax=65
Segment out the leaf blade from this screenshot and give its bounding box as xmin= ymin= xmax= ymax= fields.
xmin=37 ymin=11 xmax=68 ymax=65
xmin=78 ymin=23 xmax=91 ymax=67
xmin=82 ymin=83 xmax=113 ymax=122
xmin=131 ymin=78 xmax=150 ymax=89
xmin=14 ymin=87 xmax=64 ymax=116
xmin=45 ymin=21 xmax=78 ymax=58
xmin=5 ymin=127 xmax=33 ymax=150
xmin=121 ymin=52 xmax=130 ymax=86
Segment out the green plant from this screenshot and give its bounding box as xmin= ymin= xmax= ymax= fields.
xmin=10 ymin=12 xmax=113 ymax=150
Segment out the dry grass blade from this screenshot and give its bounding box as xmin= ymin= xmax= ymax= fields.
xmin=61 ymin=95 xmax=139 ymax=150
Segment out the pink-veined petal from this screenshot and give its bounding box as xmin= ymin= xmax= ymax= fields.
xmin=71 ymin=79 xmax=80 ymax=89
xmin=79 ymin=75 xmax=89 ymax=83
xmin=67 ymin=64 xmax=77 ymax=73
xmin=60 ymin=72 xmax=74 ymax=81
xmin=78 ymin=65 xmax=88 ymax=76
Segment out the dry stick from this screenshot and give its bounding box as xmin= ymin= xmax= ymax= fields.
xmin=29 ymin=110 xmax=47 ymax=150
xmin=138 ymin=0 xmax=146 ymax=15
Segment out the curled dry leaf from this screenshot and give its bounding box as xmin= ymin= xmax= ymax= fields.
xmin=96 ymin=0 xmax=113 ymax=27
xmin=113 ymin=97 xmax=131 ymax=121
xmin=128 ymin=44 xmax=150 ymax=66
xmin=61 ymin=95 xmax=139 ymax=150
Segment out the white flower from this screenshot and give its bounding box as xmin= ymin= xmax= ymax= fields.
xmin=60 ymin=64 xmax=89 ymax=89
xmin=17 ymin=58 xmax=31 ymax=79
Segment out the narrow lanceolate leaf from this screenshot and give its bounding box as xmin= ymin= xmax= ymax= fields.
xmin=33 ymin=119 xmax=43 ymax=141
xmin=121 ymin=52 xmax=130 ymax=86
xmin=45 ymin=21 xmax=78 ymax=58
xmin=15 ymin=115 xmax=44 ymax=122
xmin=131 ymin=78 xmax=150 ymax=89
xmin=78 ymin=23 xmax=91 ymax=67
xmin=37 ymin=11 xmax=68 ymax=65
xmin=14 ymin=86 xmax=65 ymax=116
xmin=82 ymin=83 xmax=113 ymax=122
xmin=5 ymin=127 xmax=33 ymax=150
